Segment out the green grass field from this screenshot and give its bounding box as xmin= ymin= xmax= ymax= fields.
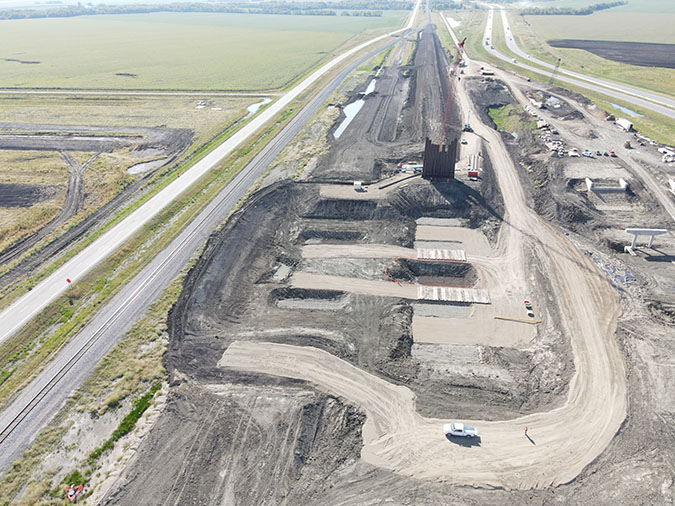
xmin=0 ymin=12 xmax=406 ymax=90
xmin=521 ymin=12 xmax=675 ymax=44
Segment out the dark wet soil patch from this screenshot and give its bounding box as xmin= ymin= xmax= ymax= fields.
xmin=547 ymin=40 xmax=675 ymax=69
xmin=0 ymin=183 xmax=57 ymax=207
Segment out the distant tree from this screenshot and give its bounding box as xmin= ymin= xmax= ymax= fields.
xmin=0 ymin=1 xmax=406 ymax=20
xmin=519 ymin=1 xmax=626 ymax=16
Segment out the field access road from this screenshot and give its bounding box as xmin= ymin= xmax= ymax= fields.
xmin=222 ymin=25 xmax=627 ymax=489
xmin=0 ymin=0 xmax=420 ymax=346
xmin=481 ymin=7 xmax=675 ymax=118
xmin=0 ymin=8 xmax=420 ymax=472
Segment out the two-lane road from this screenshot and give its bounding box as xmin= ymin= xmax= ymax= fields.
xmin=497 ymin=7 xmax=675 ymax=112
xmin=481 ymin=7 xmax=674 ymax=118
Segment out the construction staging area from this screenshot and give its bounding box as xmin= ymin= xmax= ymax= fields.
xmin=3 ymin=4 xmax=674 ymax=505
xmin=91 ymin=11 xmax=674 ymax=505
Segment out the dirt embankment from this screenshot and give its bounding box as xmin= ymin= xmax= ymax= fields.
xmin=469 ymin=72 xmax=675 ymax=504
xmin=469 ymin=78 xmax=595 ymax=229
xmin=312 ymin=24 xmax=460 ymax=184
xmin=104 ymin=382 xmax=365 ymax=506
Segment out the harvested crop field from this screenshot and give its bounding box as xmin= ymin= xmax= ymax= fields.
xmin=0 ymin=93 xmax=257 ymax=287
xmin=0 ymin=12 xmax=406 ymax=90
xmin=547 ymin=40 xmax=675 ymax=68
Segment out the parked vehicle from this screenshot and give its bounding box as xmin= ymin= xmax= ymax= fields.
xmin=443 ymin=423 xmax=478 ymax=438
xmin=610 ymin=150 xmax=617 ymax=157
xmin=582 ymin=150 xmax=594 ymax=158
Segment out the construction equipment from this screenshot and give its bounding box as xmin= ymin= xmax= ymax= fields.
xmin=549 ymin=58 xmax=561 ymax=84
xmin=462 ymin=113 xmax=473 ymax=132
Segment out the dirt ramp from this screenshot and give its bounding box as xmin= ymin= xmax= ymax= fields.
xmin=103 ymin=384 xmax=364 ymax=505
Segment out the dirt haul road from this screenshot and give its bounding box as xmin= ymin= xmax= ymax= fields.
xmin=220 ymin=43 xmax=627 ymax=488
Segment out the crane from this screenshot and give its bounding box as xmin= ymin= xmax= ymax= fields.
xmin=549 ymin=58 xmax=562 ymax=84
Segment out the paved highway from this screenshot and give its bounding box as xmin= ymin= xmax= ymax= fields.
xmin=0 ymin=1 xmax=420 ymax=345
xmin=481 ymin=8 xmax=675 ymax=118
xmin=0 ymin=4 xmax=419 ymax=474
xmin=496 ymin=8 xmax=675 ymax=112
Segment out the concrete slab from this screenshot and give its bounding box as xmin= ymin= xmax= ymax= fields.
xmin=417 ymin=285 xmax=490 ymax=303
xmin=416 ymin=248 xmax=466 ymax=261
xmin=319 ymin=173 xmax=421 ymax=200
xmin=415 ymin=225 xmax=492 ymax=256
xmin=290 ymin=272 xmax=417 ymax=299
xmin=302 ymin=244 xmax=415 ymax=259
xmin=564 ymin=163 xmax=630 ymax=180
xmin=415 ymin=217 xmax=462 ymax=227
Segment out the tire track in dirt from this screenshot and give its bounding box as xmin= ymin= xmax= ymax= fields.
xmin=0 ymin=152 xmax=97 ymax=266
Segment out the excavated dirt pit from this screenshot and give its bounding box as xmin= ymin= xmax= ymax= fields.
xmin=0 ymin=122 xmax=192 ymax=153
xmin=270 ymin=287 xmax=350 ymax=311
xmin=386 ymin=258 xmax=477 ymax=286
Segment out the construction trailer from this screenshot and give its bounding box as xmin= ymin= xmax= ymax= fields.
xmin=616 ymin=118 xmax=633 ymax=132
xmin=422 ymin=137 xmax=457 ymax=180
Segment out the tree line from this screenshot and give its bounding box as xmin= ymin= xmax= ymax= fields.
xmin=428 ymin=1 xmax=464 ymax=9
xmin=519 ymin=1 xmax=626 ymax=16
xmin=0 ymin=1 xmax=414 ymax=20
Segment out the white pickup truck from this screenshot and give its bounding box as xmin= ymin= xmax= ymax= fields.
xmin=443 ymin=422 xmax=478 ymax=438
